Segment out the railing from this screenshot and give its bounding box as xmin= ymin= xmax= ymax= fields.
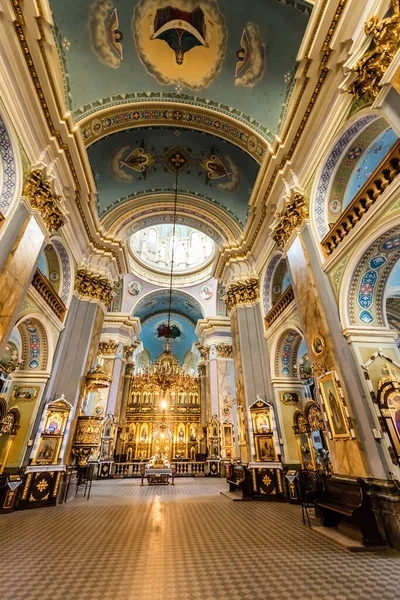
xmin=32 ymin=268 xmax=66 ymax=321
xmin=111 ymin=461 xmax=211 ymax=478
xmin=322 ymin=138 xmax=400 ymax=255
xmin=264 ymin=284 xmax=295 ymax=329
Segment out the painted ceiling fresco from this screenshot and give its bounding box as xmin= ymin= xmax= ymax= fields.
xmin=49 ymin=0 xmax=311 ymax=139
xmin=139 ymin=313 xmax=197 ymax=361
xmin=88 ymin=126 xmax=259 ymax=224
xmin=133 ymin=289 xmax=204 ymax=324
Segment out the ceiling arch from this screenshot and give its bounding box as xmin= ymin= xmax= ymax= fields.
xmin=101 ymin=192 xmax=242 ymax=245
xmin=133 ymin=288 xmax=205 ymax=325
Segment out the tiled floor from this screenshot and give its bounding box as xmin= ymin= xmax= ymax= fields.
xmin=0 ymin=477 xmax=400 ymax=600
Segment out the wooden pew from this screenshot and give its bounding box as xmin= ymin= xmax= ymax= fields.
xmin=315 ymin=477 xmax=385 ymax=546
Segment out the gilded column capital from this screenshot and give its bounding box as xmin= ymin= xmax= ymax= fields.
xmin=198 ymin=346 xmax=210 ymax=362
xmin=123 ymin=344 xmax=135 ymax=361
xmin=225 ymin=278 xmax=259 ymax=312
xmin=272 ymin=192 xmax=308 ymax=249
xmin=198 ymin=363 xmax=206 ymax=376
xmin=125 ymin=362 xmax=135 ymax=377
xmin=98 ymin=340 xmax=119 ymax=357
xmin=74 ymin=270 xmax=114 ymax=305
xmin=216 ymin=344 xmax=233 ymax=359
xmin=350 ymin=5 xmax=400 ymax=99
xmin=24 ymin=169 xmax=64 ymax=231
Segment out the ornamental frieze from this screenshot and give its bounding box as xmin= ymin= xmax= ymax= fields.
xmin=24 ymin=170 xmax=64 ymax=231
xmin=225 ymin=279 xmax=259 ymax=312
xmin=272 ymin=192 xmax=308 ymax=249
xmin=74 ymin=270 xmax=114 ymax=305
xmin=350 ymin=3 xmax=400 ymax=100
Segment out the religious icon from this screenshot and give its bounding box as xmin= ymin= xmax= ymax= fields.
xmin=190 ymin=426 xmax=197 ymax=442
xmin=318 ymin=372 xmax=350 ymax=439
xmin=200 ymin=285 xmax=213 ymax=300
xmin=256 ymin=436 xmax=276 ymax=462
xmin=235 ymin=22 xmax=265 ymax=88
xmin=312 ymin=335 xmax=325 ymax=357
xmin=387 ymin=391 xmax=400 ymax=436
xmin=151 ymin=6 xmax=208 ymax=65
xmin=37 ymin=437 xmax=59 ymax=464
xmin=255 ymin=412 xmax=270 ymax=433
xmin=45 ymin=412 xmax=63 ymax=435
xmin=12 ymin=386 xmax=38 ymax=402
xmin=222 ymin=424 xmax=233 ymax=448
xmin=128 ymin=281 xmax=142 ymax=296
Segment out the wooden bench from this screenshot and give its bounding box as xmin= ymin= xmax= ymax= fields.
xmin=226 ymin=464 xmax=252 ymax=499
xmin=315 ymin=477 xmax=385 ymax=546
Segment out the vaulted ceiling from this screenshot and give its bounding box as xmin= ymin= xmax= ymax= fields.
xmin=49 ymin=0 xmax=312 ymax=233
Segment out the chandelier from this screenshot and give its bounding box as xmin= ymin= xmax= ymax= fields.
xmin=133 ymin=348 xmax=197 ymax=392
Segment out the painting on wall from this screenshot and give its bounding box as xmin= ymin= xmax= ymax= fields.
xmin=235 ymin=22 xmax=265 ymax=88
xmin=222 ymin=424 xmax=233 ymax=448
xmin=318 ymin=372 xmax=350 ymax=440
xmin=133 ymin=0 xmax=227 ymax=90
xmin=36 ymin=437 xmax=60 ymax=464
xmin=11 ymin=386 xmax=40 ymax=402
xmin=256 ymin=435 xmax=276 ymax=462
xmin=279 ymin=391 xmax=300 ymax=406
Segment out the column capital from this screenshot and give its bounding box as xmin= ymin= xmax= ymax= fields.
xmin=272 ymin=191 xmax=308 ymax=250
xmin=74 ymin=269 xmax=114 ymax=305
xmin=23 ymin=169 xmax=64 ymax=232
xmin=98 ymin=339 xmax=119 ymax=357
xmin=225 ymin=278 xmax=259 ymax=311
xmin=123 ymin=344 xmax=135 ymax=361
xmin=216 ymin=344 xmax=233 ymax=359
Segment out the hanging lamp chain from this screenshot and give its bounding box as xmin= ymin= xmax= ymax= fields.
xmin=167 ymin=168 xmax=179 ymax=339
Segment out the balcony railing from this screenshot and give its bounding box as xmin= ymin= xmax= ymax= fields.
xmin=264 ymin=284 xmax=295 ymax=329
xmin=32 ymin=268 xmax=66 ymax=321
xmin=111 ymin=461 xmax=217 ymax=478
xmin=322 ymin=138 xmax=400 ymax=256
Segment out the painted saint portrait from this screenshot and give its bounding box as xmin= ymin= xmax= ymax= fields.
xmin=256 ymin=436 xmax=276 ymax=462
xmin=255 ymin=412 xmax=271 ymax=433
xmin=37 ymin=437 xmax=59 ymax=464
xmin=222 ymin=424 xmax=233 ymax=448
xmin=133 ymin=0 xmax=227 ymax=90
xmin=11 ymin=386 xmax=39 ymax=403
xmin=387 ymin=391 xmax=400 ymax=438
xmin=312 ymin=335 xmax=325 ymax=357
xmin=319 ymin=372 xmax=350 ymax=439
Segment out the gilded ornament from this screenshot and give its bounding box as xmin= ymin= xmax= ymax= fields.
xmin=84 ymin=365 xmax=112 ymax=391
xmin=216 ymin=344 xmax=233 ymax=359
xmin=351 ymin=2 xmax=400 ymax=99
xmin=272 ymin=192 xmax=308 ymax=249
xmin=225 ymin=278 xmax=260 ymax=311
xmin=72 ymin=415 xmax=103 ymax=466
xmin=198 ymin=363 xmax=206 ymax=376
xmin=123 ymin=344 xmax=135 ymax=361
xmin=311 ymin=335 xmax=326 ymax=357
xmin=74 ymin=270 xmax=114 ymax=305
xmin=23 ymin=170 xmax=64 ymax=231
xmin=98 ymin=340 xmax=119 ymax=357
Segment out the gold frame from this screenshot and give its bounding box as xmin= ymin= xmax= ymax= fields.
xmin=279 ymin=391 xmax=300 ymax=406
xmin=36 ymin=436 xmax=62 ymax=464
xmin=222 ymin=423 xmax=233 ymax=448
xmin=11 ymin=385 xmax=40 ymax=403
xmin=318 ymin=372 xmax=350 ymax=440
xmin=255 ymin=435 xmax=277 ymax=462
xmin=311 ymin=334 xmax=325 ymax=357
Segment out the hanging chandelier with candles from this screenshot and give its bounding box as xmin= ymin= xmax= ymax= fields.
xmin=133 ymin=160 xmax=198 ymax=393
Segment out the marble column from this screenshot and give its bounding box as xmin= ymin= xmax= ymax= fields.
xmin=196 ymin=318 xmax=240 ymax=460
xmin=0 ymin=212 xmax=46 ymax=353
xmin=225 ymin=281 xmax=278 ymax=463
xmin=284 ymin=220 xmax=389 ymax=479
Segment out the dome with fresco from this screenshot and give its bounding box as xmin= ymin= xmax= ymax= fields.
xmin=130 ymin=225 xmax=215 ymax=275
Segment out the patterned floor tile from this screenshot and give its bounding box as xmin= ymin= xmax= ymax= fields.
xmin=0 ymin=478 xmax=399 ymax=600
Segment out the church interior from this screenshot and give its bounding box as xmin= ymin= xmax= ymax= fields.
xmin=1 ymin=1 xmax=400 ymax=598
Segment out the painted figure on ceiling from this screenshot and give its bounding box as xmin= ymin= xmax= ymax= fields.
xmin=151 ymin=6 xmax=208 ymax=65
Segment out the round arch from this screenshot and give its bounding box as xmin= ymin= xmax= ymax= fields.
xmin=79 ymin=101 xmax=268 ymax=164
xmin=310 ymin=110 xmax=394 ymax=241
xmin=15 ymin=314 xmax=54 ymax=373
xmin=50 ymin=236 xmax=75 ymax=307
xmin=132 ymin=288 xmax=206 ymax=325
xmin=101 ymin=192 xmax=242 ymax=247
xmin=339 ymin=221 xmax=400 ymax=329
xmin=262 ymin=253 xmax=291 ymax=316
xmin=0 ymin=109 xmax=22 ymax=217
xmin=270 ymin=325 xmax=303 ymax=378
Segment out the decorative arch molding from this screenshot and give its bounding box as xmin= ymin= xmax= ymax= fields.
xmin=0 ymin=110 xmax=20 ymax=216
xmin=132 ymin=288 xmax=206 ymax=324
xmin=50 ymin=237 xmax=75 ymax=307
xmin=342 ymin=223 xmax=400 ymax=328
xmin=79 ymin=100 xmax=268 ymax=164
xmin=16 ymin=315 xmax=52 ymax=372
xmin=272 ymin=325 xmax=303 ymax=377
xmin=101 ymin=193 xmax=242 ymax=246
xmin=312 ymin=111 xmax=381 ymax=240
xmin=303 ymin=400 xmax=325 ymax=431
xmin=262 ymin=253 xmax=282 ymax=316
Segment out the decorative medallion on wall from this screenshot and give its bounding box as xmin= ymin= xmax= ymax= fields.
xmin=200 ymin=285 xmax=213 ymax=300
xmin=311 ymin=335 xmax=325 ymax=357
xmin=11 ymin=386 xmax=40 ymax=403
xmin=128 ymin=280 xmax=142 ymax=296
